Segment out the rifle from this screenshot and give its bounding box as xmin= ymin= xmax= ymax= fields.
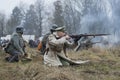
xmin=70 ymin=33 xmax=110 ymax=42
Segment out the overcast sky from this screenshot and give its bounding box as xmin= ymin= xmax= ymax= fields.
xmin=0 ymin=0 xmax=36 ymax=15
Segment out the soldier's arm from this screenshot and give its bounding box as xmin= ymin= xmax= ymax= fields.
xmin=64 ymin=38 xmax=77 ymax=49
xmin=12 ymin=35 xmax=25 ymax=55
xmin=49 ymin=34 xmax=67 ymax=45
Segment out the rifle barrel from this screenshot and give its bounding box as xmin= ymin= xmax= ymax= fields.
xmin=70 ymin=33 xmax=110 ymax=37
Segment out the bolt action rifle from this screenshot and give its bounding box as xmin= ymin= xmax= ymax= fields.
xmin=69 ymin=33 xmax=110 ymax=43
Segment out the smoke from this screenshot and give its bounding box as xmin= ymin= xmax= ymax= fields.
xmin=78 ymin=0 xmax=120 ymax=46
xmin=41 ymin=0 xmax=58 ymax=35
xmin=41 ymin=0 xmax=120 ymax=46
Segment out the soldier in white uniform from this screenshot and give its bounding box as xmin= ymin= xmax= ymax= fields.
xmin=44 ymin=26 xmax=74 ymax=66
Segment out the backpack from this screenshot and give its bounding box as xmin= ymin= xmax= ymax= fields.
xmin=39 ymin=33 xmax=50 ymax=55
xmin=37 ymin=41 xmax=42 ymax=50
xmin=4 ymin=41 xmax=11 ymax=53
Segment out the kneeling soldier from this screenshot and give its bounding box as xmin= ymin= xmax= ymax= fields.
xmin=5 ymin=26 xmax=31 ymax=62
xmin=44 ymin=26 xmax=75 ymax=66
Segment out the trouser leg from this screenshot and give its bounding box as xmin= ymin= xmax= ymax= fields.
xmin=8 ymin=51 xmax=21 ymax=62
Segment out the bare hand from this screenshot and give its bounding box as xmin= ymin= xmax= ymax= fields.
xmin=65 ymin=35 xmax=70 ymax=40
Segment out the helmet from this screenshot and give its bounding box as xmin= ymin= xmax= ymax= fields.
xmin=16 ymin=26 xmax=24 ymax=34
xmin=52 ymin=24 xmax=58 ymax=30
xmin=50 ymin=24 xmax=58 ymax=33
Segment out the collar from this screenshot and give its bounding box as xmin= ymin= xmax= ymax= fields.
xmin=53 ymin=32 xmax=60 ymax=39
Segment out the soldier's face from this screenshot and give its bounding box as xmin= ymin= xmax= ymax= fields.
xmin=57 ymin=31 xmax=66 ymax=37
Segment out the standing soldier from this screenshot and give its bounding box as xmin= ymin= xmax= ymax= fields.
xmin=5 ymin=26 xmax=30 ymax=62
xmin=44 ymin=26 xmax=75 ymax=66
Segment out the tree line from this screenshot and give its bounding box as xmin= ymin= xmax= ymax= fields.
xmin=1 ymin=0 xmax=113 ymax=38
xmin=0 ymin=0 xmax=84 ymax=38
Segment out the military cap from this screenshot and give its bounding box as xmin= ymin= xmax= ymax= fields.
xmin=16 ymin=26 xmax=24 ymax=33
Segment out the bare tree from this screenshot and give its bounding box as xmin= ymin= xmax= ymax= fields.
xmin=24 ymin=5 xmax=39 ymax=36
xmin=0 ymin=13 xmax=5 ymax=37
xmin=35 ymin=0 xmax=43 ymax=37
xmin=53 ymin=0 xmax=64 ymax=27
xmin=6 ymin=6 xmax=23 ymax=34
xmin=63 ymin=0 xmax=83 ymax=34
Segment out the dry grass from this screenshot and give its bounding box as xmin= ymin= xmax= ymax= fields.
xmin=0 ymin=47 xmax=120 ymax=80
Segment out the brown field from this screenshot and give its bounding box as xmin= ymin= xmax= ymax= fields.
xmin=0 ymin=46 xmax=120 ymax=80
